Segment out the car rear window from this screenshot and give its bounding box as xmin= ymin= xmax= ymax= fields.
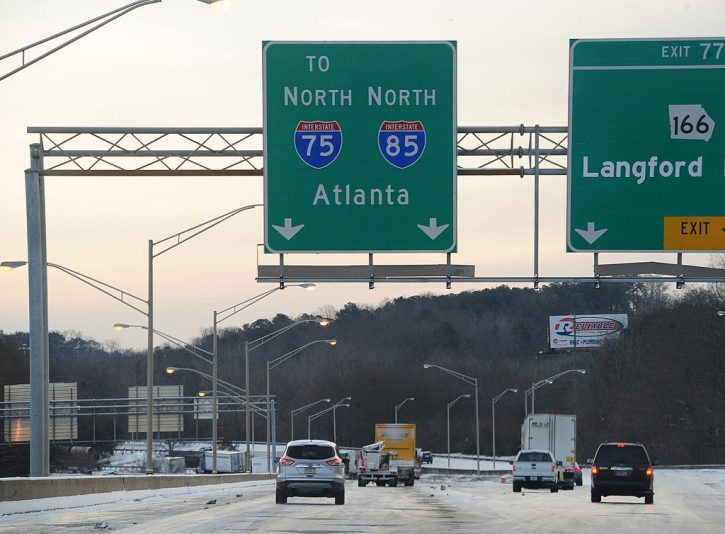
xmin=517 ymin=452 xmax=552 ymax=463
xmin=595 ymin=445 xmax=649 ymax=464
xmin=286 ymin=445 xmax=335 ymax=460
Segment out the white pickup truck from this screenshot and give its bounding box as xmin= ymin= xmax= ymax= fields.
xmin=512 ymin=449 xmax=560 ymax=493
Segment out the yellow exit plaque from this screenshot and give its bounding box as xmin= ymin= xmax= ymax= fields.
xmin=664 ymin=217 xmax=725 ymax=250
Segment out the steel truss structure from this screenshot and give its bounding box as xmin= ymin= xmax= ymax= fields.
xmin=0 ymin=395 xmax=268 ymax=444
xmin=28 ymin=125 xmax=725 ymax=287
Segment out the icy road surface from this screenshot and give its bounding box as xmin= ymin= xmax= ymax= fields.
xmin=1 ymin=469 xmax=724 ymax=533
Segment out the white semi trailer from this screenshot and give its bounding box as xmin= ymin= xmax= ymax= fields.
xmin=521 ymin=414 xmax=577 ymax=489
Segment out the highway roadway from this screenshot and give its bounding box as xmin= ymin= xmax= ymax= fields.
xmin=1 ymin=469 xmax=723 ymax=532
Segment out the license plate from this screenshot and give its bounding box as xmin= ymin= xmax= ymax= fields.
xmin=615 ymin=470 xmax=631 ymax=477
xmin=528 ymin=476 xmax=538 ymax=481
xmin=304 ymin=467 xmax=315 ymax=476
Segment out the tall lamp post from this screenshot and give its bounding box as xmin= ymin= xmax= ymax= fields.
xmin=332 ymin=397 xmax=352 ymax=443
xmin=291 ymin=398 xmax=331 ymax=441
xmin=308 ymin=397 xmax=351 ymax=440
xmin=424 ymin=363 xmax=481 ymax=474
xmin=206 ymin=284 xmax=315 ymax=472
xmin=394 ymin=397 xmax=414 ymax=424
xmin=447 ymin=394 xmax=470 ymax=469
xmin=244 ymin=317 xmax=331 ymax=470
xmin=528 ymin=369 xmax=587 ymax=415
xmin=266 ymin=339 xmax=337 ymax=471
xmin=491 ymin=388 xmax=518 ymax=470
xmin=8 ymin=0 xmax=232 ymax=479
xmin=2 ymin=261 xmax=146 ymax=477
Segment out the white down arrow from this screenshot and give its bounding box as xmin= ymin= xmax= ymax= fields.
xmin=574 ymin=222 xmax=607 ymax=244
xmin=417 ymin=218 xmax=449 ymax=240
xmin=272 ymin=218 xmax=304 ymax=240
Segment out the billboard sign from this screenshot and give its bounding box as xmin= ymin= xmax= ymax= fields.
xmin=549 ymin=314 xmax=628 ymax=350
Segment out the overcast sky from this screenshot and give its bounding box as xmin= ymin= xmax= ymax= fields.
xmin=1 ymin=0 xmax=722 ymax=350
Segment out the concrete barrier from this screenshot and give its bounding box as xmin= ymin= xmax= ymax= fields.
xmin=0 ymin=473 xmax=273 ymax=502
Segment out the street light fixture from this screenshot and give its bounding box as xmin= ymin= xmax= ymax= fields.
xmin=423 ymin=363 xmax=482 ymax=474
xmin=3 ymin=260 xmax=146 ymax=476
xmin=492 ymin=388 xmax=518 ymax=470
xmin=291 ymin=398 xmax=331 ymax=441
xmin=394 ymin=397 xmax=414 ymax=424
xmin=0 ymin=0 xmax=227 ymax=83
xmin=447 ymin=394 xmax=470 ymax=469
xmin=307 ymin=397 xmax=351 ymax=440
xmin=243 ymin=317 xmax=331 ymax=470
xmin=266 ymin=339 xmax=337 ymax=471
xmin=527 ymin=369 xmax=587 ymax=415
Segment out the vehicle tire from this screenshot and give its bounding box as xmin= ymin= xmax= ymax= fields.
xmin=645 ymin=494 xmax=654 ymax=505
xmin=409 ymin=478 xmax=415 ymax=487
xmin=513 ymin=482 xmax=521 ymax=493
xmin=335 ymin=491 xmax=345 ymax=505
xmin=390 ymin=479 xmax=398 ymax=487
xmin=275 ymin=489 xmax=287 ymax=504
xmin=591 ymin=490 xmax=601 ymax=503
xmin=576 ymin=479 xmax=583 ymax=487
xmin=550 ymin=484 xmax=558 ymax=493
xmin=358 ymin=478 xmax=366 ymax=487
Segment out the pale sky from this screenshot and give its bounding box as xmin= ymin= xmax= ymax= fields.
xmin=1 ymin=0 xmax=722 ymax=350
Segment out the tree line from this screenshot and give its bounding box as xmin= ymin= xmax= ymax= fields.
xmin=1 ymin=281 xmax=724 ymax=470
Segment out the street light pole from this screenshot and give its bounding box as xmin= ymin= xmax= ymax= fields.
xmin=266 ymin=339 xmax=337 ymax=472
xmin=307 ymin=398 xmax=350 ymax=440
xmin=394 ymin=397 xmax=414 ymax=424
xmin=13 ymin=0 xmax=236 ymax=479
xmin=423 ymin=363 xmax=481 ymax=474
xmin=242 ymin=314 xmax=327 ymax=470
xmin=447 ymin=394 xmax=470 ymax=469
xmin=145 ymin=239 xmax=154 ymax=474
xmin=212 ymin=311 xmax=218 ymax=474
xmin=528 ymin=369 xmax=587 ymax=415
xmin=492 ymin=388 xmax=518 ymax=470
xmin=291 ymin=398 xmax=331 ymax=441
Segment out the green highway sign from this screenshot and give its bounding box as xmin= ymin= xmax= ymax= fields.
xmin=568 ymin=38 xmax=725 ymax=252
xmin=263 ymin=41 xmax=456 ymax=253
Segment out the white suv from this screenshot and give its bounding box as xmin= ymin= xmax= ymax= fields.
xmin=512 ymin=449 xmax=559 ymax=493
xmin=276 ymin=439 xmax=346 ymax=505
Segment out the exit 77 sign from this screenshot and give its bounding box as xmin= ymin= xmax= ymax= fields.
xmin=263 ymin=41 xmax=457 ymax=253
xmin=568 ymin=38 xmax=725 ymax=252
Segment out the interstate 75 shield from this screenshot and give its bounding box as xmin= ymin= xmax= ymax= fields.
xmin=378 ymin=120 xmax=426 ymax=169
xmin=294 ymin=121 xmax=343 ymax=169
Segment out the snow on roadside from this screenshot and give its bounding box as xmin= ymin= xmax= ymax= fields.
xmin=0 ymin=478 xmax=273 ymax=517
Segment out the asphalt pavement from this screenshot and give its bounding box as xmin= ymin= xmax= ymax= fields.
xmin=1 ymin=469 xmax=723 ymax=533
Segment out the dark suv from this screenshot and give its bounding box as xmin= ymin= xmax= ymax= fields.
xmin=590 ymin=443 xmax=654 ymax=504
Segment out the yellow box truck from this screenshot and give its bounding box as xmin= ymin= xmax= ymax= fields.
xmin=375 ymin=423 xmax=416 ymax=486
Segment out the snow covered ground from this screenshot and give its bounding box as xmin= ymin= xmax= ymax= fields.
xmin=2 ymin=469 xmax=725 ymax=532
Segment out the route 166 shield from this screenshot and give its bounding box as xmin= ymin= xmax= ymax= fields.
xmin=378 ymin=120 xmax=426 ymax=169
xmin=294 ymin=121 xmax=343 ymax=169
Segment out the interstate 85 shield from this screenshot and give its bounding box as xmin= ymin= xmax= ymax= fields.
xmin=294 ymin=120 xmax=343 ymax=169
xmin=378 ymin=120 xmax=426 ymax=169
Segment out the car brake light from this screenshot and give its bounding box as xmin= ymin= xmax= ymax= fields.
xmin=279 ymin=457 xmax=294 ymax=465
xmin=552 ymin=464 xmax=555 ymax=472
xmin=575 ymin=468 xmax=581 ymax=473
xmin=512 ymin=464 xmax=516 ymax=472
xmin=591 ymin=466 xmax=598 ymax=475
xmin=326 ymin=458 xmax=342 ymax=466
xmin=617 ymin=443 xmax=625 ymax=448
xmin=646 ymin=467 xmax=653 ymax=476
